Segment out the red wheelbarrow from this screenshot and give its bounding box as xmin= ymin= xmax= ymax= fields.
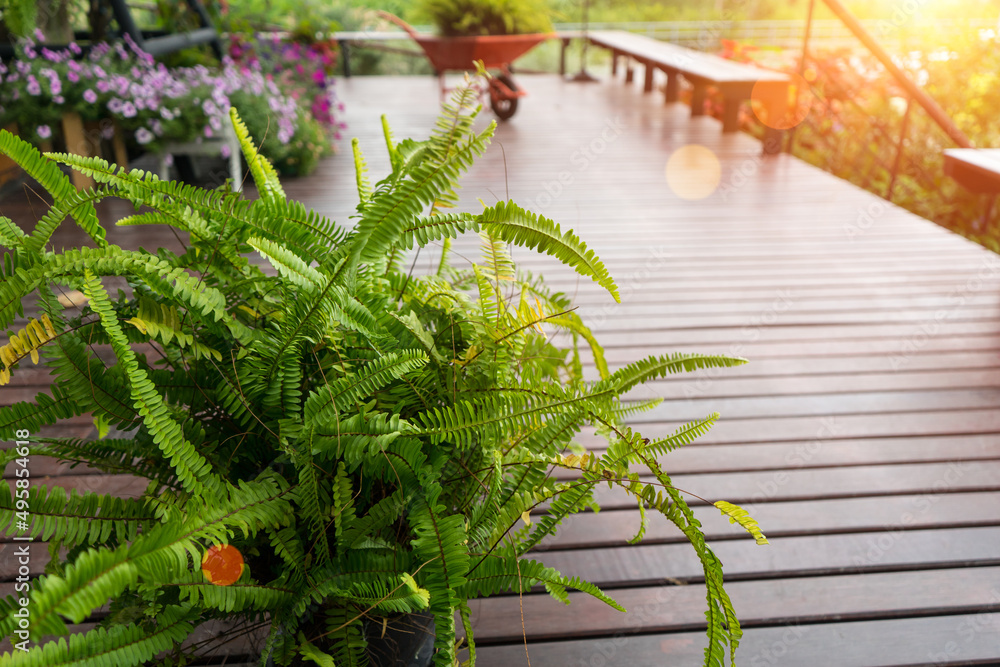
xmin=381 ymin=12 xmax=553 ymax=120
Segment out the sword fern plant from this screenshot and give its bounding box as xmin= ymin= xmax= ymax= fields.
xmin=0 ymin=84 xmax=764 ymax=667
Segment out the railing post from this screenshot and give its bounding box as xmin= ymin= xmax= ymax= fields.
xmin=785 ymin=0 xmax=816 ymax=155
xmin=886 ymin=96 xmax=913 ymax=202
xmin=819 ymin=0 xmax=973 ymax=148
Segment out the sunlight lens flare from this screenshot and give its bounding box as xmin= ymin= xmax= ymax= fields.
xmin=202 ymin=544 xmax=245 ymax=586
xmin=666 ymin=144 xmax=722 ymax=200
xmin=751 ymin=72 xmax=813 ymax=130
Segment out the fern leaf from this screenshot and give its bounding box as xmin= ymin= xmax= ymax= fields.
xmin=0 ymin=314 xmax=57 ymax=384
xmin=352 ymin=137 xmax=372 ymax=201
xmin=602 ymin=352 xmax=748 ymax=394
xmin=714 ymin=501 xmax=768 ymax=545
xmin=0 ymin=130 xmax=104 ymax=250
xmin=478 ymin=200 xmax=620 ymax=302
xmin=3 ymin=604 xmax=198 ymax=667
xmin=82 ymin=270 xmax=220 ymax=497
xmin=230 ymin=107 xmax=284 ymax=206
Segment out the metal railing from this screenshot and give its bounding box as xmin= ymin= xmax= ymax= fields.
xmin=772 ymin=0 xmax=989 ymax=234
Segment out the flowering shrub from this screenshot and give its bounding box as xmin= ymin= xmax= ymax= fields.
xmin=229 ymin=33 xmax=345 ymax=137
xmin=0 ymin=34 xmax=343 ymax=176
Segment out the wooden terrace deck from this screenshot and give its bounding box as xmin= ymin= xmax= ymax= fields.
xmin=4 ymin=73 xmax=1000 ymax=665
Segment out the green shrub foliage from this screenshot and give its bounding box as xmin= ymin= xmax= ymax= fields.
xmin=416 ymin=0 xmax=553 ymax=36
xmin=0 ymin=85 xmax=761 ymax=666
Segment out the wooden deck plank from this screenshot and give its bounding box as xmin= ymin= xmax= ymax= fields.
xmin=474 ymin=614 xmax=1000 ymax=667
xmin=466 ymin=566 xmax=1000 ymax=643
xmin=537 ymin=492 xmax=1000 ymax=549
xmin=535 ymin=527 xmax=1000 ymax=586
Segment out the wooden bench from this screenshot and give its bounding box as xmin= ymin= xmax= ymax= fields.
xmin=943 ymin=148 xmax=1000 ymax=231
xmin=583 ymin=30 xmax=789 ymax=153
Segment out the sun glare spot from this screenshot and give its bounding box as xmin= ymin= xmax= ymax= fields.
xmin=751 ymin=72 xmax=813 ymax=130
xmin=666 ymin=144 xmax=721 ymax=200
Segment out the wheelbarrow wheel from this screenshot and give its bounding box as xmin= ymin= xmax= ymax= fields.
xmin=489 ymin=73 xmax=519 ymax=120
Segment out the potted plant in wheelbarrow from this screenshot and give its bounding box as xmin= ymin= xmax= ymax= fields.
xmin=383 ymin=0 xmax=555 ymax=119
xmin=0 ymin=84 xmax=766 ymax=666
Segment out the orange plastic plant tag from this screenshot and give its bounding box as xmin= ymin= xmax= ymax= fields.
xmin=201 ymin=544 xmax=244 ymax=586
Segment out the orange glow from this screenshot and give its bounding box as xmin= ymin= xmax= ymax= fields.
xmin=751 ymin=73 xmax=813 ymax=130
xmin=201 ymin=544 xmax=244 ymax=586
xmin=665 ymin=145 xmax=721 ymax=200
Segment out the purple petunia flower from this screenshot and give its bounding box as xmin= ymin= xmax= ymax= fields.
xmin=135 ymin=128 xmax=154 ymax=144
xmin=36 ymin=125 xmax=51 ymax=139
xmin=83 ymin=89 xmax=98 ymax=104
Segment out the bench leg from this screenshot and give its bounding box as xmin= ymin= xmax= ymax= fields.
xmin=762 ymin=128 xmax=784 ymax=156
xmin=721 ymin=96 xmax=741 ymax=132
xmin=664 ymin=70 xmax=679 ymax=103
xmin=339 ymin=39 xmax=351 ymax=77
xmin=690 ymin=84 xmax=707 ymax=116
xmin=643 ymin=61 xmax=654 ymax=93
xmin=559 ymin=37 xmax=570 ymax=76
xmin=624 ymin=58 xmax=634 ymax=84
xmin=611 ymin=51 xmax=618 ymax=76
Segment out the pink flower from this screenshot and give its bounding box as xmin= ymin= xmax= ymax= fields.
xmin=36 ymin=125 xmax=51 ymax=139
xmin=135 ymin=128 xmax=154 ymax=144
xmin=83 ymin=89 xmax=97 ymax=103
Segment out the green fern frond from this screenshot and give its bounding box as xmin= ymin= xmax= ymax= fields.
xmin=248 ymin=236 xmax=325 ymax=291
xmin=714 ymin=501 xmax=768 ymax=545
xmin=0 ymin=314 xmax=57 ymax=384
xmin=303 ymin=351 xmax=429 ymax=427
xmin=322 ymin=606 xmax=369 ymax=667
xmin=82 ymin=270 xmax=220 ymax=497
xmin=352 ymin=137 xmax=372 ymax=201
xmin=0 ymin=216 xmax=26 ymax=248
xmin=0 ymin=385 xmax=85 ymax=434
xmin=0 ymin=130 xmax=104 ymax=250
xmin=602 ymin=352 xmax=747 ymax=394
xmin=349 ymin=122 xmax=494 ymax=265
xmin=20 ymin=476 xmax=291 ymax=635
xmin=230 ymin=107 xmax=284 ymax=207
xmin=478 ymin=200 xmax=620 ymax=302
xmin=0 ymin=483 xmax=151 ymax=545
xmin=2 ymin=603 xmax=198 ymax=667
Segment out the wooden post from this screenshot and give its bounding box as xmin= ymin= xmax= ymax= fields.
xmin=643 ymin=60 xmax=655 ymax=93
xmin=111 ymin=120 xmax=129 ymax=169
xmin=664 ymin=70 xmax=680 ymax=103
xmin=61 ymin=111 xmax=99 ymax=191
xmin=721 ymin=95 xmax=741 ymax=132
xmin=690 ymin=83 xmax=707 ymax=116
xmin=0 ymin=124 xmax=20 ymax=188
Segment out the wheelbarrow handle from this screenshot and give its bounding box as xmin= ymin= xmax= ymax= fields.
xmin=378 ymin=11 xmax=421 ymax=40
